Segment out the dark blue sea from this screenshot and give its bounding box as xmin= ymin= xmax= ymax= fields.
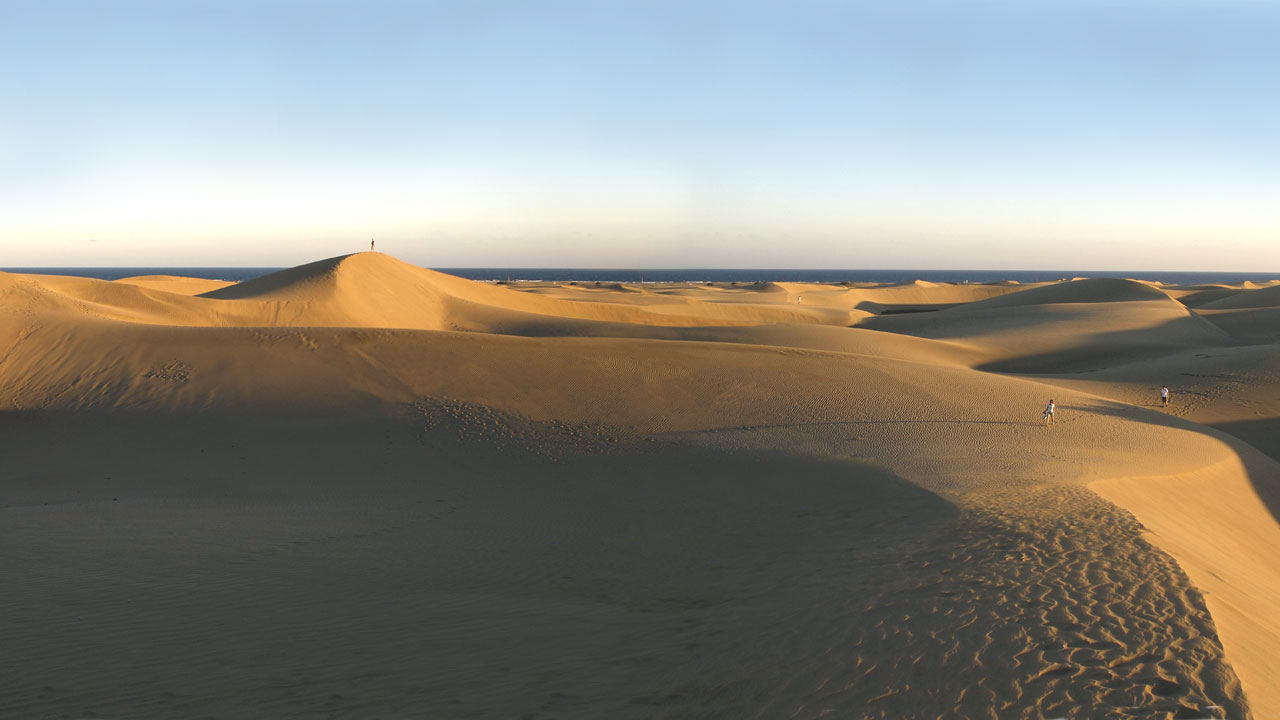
xmin=6 ymin=267 xmax=1280 ymax=286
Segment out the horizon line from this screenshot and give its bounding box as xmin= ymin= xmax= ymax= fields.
xmin=5 ymin=264 xmax=1280 ymax=275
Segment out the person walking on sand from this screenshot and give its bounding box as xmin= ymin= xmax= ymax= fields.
xmin=1160 ymin=385 xmax=1170 ymax=407
xmin=370 ymin=239 xmax=375 ymax=252
xmin=1043 ymin=399 xmax=1056 ymax=426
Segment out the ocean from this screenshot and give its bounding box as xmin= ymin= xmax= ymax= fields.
xmin=5 ymin=267 xmax=1280 ymax=286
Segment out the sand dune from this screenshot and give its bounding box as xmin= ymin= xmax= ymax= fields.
xmin=4 ymin=254 xmax=859 ymax=332
xmin=860 ymin=295 xmax=1228 ymax=374
xmin=114 ymin=274 xmax=236 ymax=295
xmin=1200 ymin=282 xmax=1280 ymax=310
xmin=1198 ymin=308 xmax=1280 ymax=345
xmin=1162 ymin=285 xmax=1243 ymax=309
xmin=959 ymin=277 xmax=1173 ymax=308
xmin=3 ymin=252 xmax=1279 ymax=719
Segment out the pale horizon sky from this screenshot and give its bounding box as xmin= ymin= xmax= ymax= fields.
xmin=2 ymin=0 xmax=1278 ymax=270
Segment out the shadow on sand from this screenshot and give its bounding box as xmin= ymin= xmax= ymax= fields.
xmin=1059 ymin=399 xmax=1280 ymax=529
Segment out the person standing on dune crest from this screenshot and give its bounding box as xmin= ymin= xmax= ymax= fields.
xmin=1043 ymin=399 xmax=1055 ymax=426
xmin=1161 ymin=385 xmax=1170 ymax=407
xmin=370 ymin=239 xmax=375 ymax=252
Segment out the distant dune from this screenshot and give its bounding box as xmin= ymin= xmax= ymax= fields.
xmin=3 ymin=252 xmax=1279 ymax=719
xmin=1201 ymin=282 xmax=1280 ymax=310
xmin=113 ymin=274 xmax=236 ymax=295
xmin=958 ymin=277 xmax=1173 ymax=308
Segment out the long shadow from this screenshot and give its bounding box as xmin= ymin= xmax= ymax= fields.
xmin=1209 ymin=418 xmax=1280 ymax=462
xmin=856 ymin=299 xmax=1280 ymax=526
xmin=654 ymin=418 xmax=1043 ymax=437
xmin=1 ymin=406 xmax=1005 ymax=719
xmin=973 ymin=311 xmax=1234 ymax=374
xmin=859 ymin=306 xmax=1234 ymax=375
xmin=1054 ymin=398 xmax=1280 ymax=527
xmin=854 ymin=300 xmax=961 ymax=314
xmin=1205 ymin=418 xmax=1280 ymax=523
xmin=1197 ymin=306 xmax=1280 ymax=345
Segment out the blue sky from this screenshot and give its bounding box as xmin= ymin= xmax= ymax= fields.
xmin=1 ymin=0 xmax=1277 ymax=269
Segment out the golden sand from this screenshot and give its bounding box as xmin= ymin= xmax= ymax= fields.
xmin=3 ymin=253 xmax=1278 ymax=718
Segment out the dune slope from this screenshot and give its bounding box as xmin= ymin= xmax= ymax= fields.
xmin=858 ymin=279 xmax=1229 ymax=373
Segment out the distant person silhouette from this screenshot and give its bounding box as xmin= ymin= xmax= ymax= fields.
xmin=1160 ymin=385 xmax=1170 ymax=407
xmin=370 ymin=239 xmax=375 ymax=252
xmin=1043 ymin=399 xmax=1055 ymax=426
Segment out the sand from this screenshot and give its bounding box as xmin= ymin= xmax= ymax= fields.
xmin=2 ymin=252 xmax=1278 ymax=719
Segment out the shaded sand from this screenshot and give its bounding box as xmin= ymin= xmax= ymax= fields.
xmin=113 ymin=274 xmax=236 ymax=296
xmin=2 ymin=254 xmax=1278 ymax=718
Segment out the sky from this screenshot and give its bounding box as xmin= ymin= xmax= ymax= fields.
xmin=1 ymin=0 xmax=1278 ymax=270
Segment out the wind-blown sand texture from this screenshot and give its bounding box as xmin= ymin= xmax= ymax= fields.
xmin=3 ymin=253 xmax=1279 ymax=719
